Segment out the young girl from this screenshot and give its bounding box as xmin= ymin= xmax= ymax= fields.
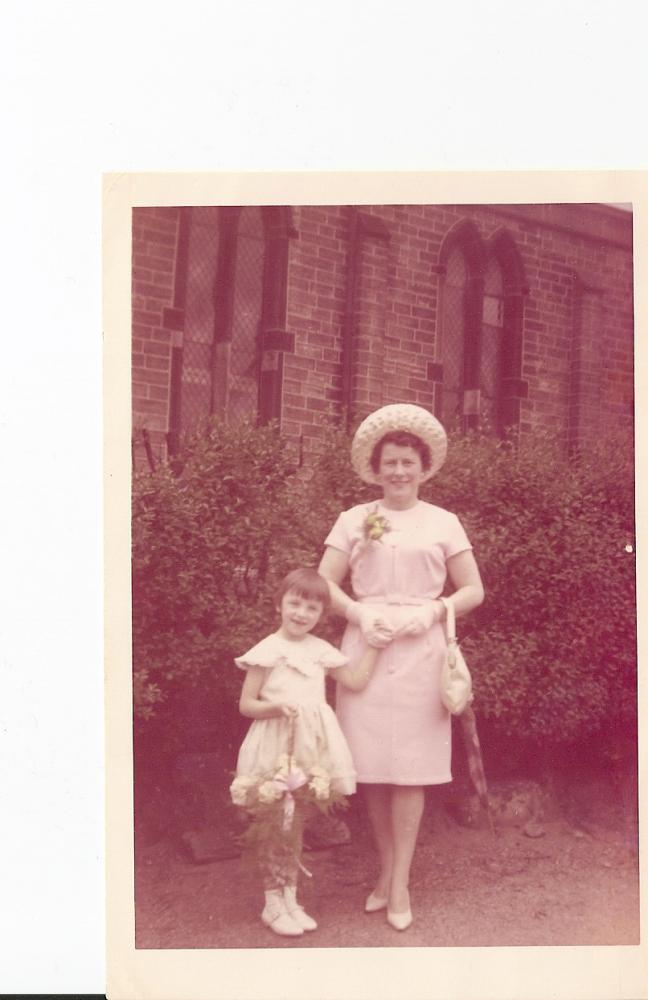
xmin=230 ymin=567 xmax=381 ymax=937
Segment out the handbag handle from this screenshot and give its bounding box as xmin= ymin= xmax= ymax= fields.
xmin=439 ymin=597 xmax=457 ymax=644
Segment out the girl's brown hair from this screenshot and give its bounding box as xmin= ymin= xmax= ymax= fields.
xmin=276 ymin=567 xmax=332 ymax=611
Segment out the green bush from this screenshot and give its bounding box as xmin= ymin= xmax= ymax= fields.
xmin=132 ymin=418 xmax=636 ymax=766
xmin=132 ymin=419 xmax=302 ymax=728
xmin=295 ymin=423 xmax=635 ymax=755
xmin=428 ymin=429 xmax=636 ymax=752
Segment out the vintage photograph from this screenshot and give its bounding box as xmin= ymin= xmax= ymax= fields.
xmin=128 ymin=198 xmax=638 ymax=953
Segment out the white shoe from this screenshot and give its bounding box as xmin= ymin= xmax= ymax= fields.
xmin=387 ymin=907 xmax=413 ymax=931
xmin=364 ymin=891 xmax=388 ymax=913
xmin=283 ymin=886 xmax=318 ymax=931
xmin=261 ymin=892 xmax=304 ymax=937
xmin=387 ymin=889 xmax=412 ymax=930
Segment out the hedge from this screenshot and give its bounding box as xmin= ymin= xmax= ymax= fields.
xmin=132 ymin=418 xmax=636 ymax=767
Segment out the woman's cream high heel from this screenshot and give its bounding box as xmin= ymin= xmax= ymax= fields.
xmin=387 ymin=890 xmax=413 ymax=930
xmin=386 ymin=906 xmax=413 ymax=930
xmin=364 ymin=891 xmax=388 ymax=913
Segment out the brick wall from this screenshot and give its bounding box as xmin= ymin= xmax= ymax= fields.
xmin=131 ymin=203 xmax=633 ymax=467
xmin=281 ymin=203 xmax=633 ymax=456
xmin=131 ymin=207 xmax=181 ymax=468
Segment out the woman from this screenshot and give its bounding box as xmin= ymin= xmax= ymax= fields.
xmin=318 ymin=403 xmax=484 ymax=931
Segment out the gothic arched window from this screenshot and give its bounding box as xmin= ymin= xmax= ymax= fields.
xmin=436 ymin=221 xmax=525 ymax=436
xmin=167 ymin=206 xmax=293 ymax=452
xmin=480 ymin=254 xmax=505 ymax=431
xmin=438 ymin=246 xmax=468 ymax=431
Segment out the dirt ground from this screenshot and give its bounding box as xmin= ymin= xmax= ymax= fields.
xmin=134 ymin=773 xmax=639 ymax=950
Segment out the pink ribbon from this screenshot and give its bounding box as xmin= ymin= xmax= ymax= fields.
xmin=272 ymin=768 xmax=308 ymax=831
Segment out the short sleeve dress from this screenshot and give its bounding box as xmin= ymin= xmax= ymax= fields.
xmin=234 ymin=632 xmax=357 ymax=795
xmin=324 ymin=499 xmax=472 ymax=786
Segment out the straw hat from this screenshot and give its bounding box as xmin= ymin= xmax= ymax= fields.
xmin=350 ymin=403 xmax=448 ymax=485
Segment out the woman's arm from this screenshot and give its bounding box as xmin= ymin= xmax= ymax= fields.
xmin=445 ymin=549 xmax=485 ymax=618
xmin=317 ymin=546 xmax=354 ymax=615
xmin=238 ymin=666 xmax=297 ymax=720
xmin=334 ymin=645 xmax=379 ymax=692
xmin=319 ymin=545 xmax=393 ymax=646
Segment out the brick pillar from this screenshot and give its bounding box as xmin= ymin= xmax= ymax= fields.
xmin=353 ymin=237 xmax=389 ymax=418
xmin=131 ymin=207 xmax=182 ymax=470
xmin=258 ymin=213 xmax=295 ymax=427
xmin=500 ymin=290 xmax=528 ymax=430
xmin=569 ymin=275 xmax=605 ymax=450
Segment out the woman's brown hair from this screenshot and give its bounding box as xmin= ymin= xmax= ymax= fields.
xmin=369 ymin=431 xmax=432 ymax=474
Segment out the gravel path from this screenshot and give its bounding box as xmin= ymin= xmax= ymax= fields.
xmin=135 ymin=788 xmax=639 ymax=950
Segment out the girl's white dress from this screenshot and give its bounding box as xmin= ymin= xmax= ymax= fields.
xmin=234 ymin=632 xmax=357 ymax=795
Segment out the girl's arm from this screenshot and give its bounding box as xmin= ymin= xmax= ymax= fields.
xmin=238 ymin=666 xmax=297 ymax=720
xmin=333 ymin=645 xmax=380 ymax=692
xmin=445 ymin=549 xmax=485 ymax=618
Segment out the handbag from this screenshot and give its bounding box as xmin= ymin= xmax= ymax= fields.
xmin=439 ymin=597 xmax=473 ymax=715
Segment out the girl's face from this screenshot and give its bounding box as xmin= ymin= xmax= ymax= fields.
xmin=376 ymin=442 xmax=425 ymax=508
xmin=279 ymin=589 xmax=324 ymax=640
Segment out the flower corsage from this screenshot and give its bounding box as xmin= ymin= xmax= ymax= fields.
xmin=363 ymin=505 xmax=391 ymax=542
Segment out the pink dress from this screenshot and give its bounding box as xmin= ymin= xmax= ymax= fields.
xmin=324 ymin=499 xmax=472 ymax=785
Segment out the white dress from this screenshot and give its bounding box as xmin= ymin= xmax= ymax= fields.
xmin=234 ymin=632 xmax=357 ymax=795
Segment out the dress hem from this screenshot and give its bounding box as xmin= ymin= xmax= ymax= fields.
xmin=355 ymin=774 xmax=453 ymax=786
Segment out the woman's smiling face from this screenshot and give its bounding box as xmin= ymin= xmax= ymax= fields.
xmin=376 ymin=442 xmax=424 ymax=508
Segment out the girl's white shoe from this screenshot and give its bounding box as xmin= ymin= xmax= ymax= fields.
xmin=261 ymin=890 xmax=304 ymax=937
xmin=283 ymin=886 xmax=318 ymax=931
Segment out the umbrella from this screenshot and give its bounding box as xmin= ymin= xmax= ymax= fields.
xmin=458 ymin=704 xmax=496 ymax=835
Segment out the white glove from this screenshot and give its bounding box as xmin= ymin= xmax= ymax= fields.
xmin=396 ymin=601 xmax=443 ymax=637
xmin=345 ymin=601 xmax=394 ymax=648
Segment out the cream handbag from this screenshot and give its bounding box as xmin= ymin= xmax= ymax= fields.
xmin=439 ymin=597 xmax=473 ymax=715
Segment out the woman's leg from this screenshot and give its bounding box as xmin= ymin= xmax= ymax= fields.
xmin=388 ymin=785 xmax=425 ymax=913
xmin=363 ymin=783 xmax=394 ymax=898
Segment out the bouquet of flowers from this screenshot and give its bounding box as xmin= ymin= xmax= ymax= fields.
xmin=230 ymin=754 xmax=346 ymax=820
xmin=230 ymin=754 xmax=348 ymax=881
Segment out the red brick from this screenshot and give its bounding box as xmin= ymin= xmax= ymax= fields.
xmin=144 ymin=355 xmax=170 ymax=371
xmin=149 ymin=385 xmax=170 ymax=401
xmin=143 ymin=341 xmax=170 ymax=357
xmin=140 ymin=227 xmax=177 ymax=247
xmin=152 ymin=271 xmax=174 ymax=289
xmin=133 ymin=281 xmax=173 ymax=301
xmin=132 ymin=266 xmax=153 ymax=282
xmin=133 ymin=308 xmax=163 ymax=327
xmin=153 ymin=207 xmax=181 ymax=222
xmin=136 ymin=254 xmax=174 ymax=273
xmin=136 ymin=399 xmax=167 ymax=415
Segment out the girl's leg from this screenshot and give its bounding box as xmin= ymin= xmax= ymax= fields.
xmin=388 ymin=785 xmax=425 ymax=913
xmin=258 ymin=819 xmax=304 ymax=936
xmin=363 ymin=783 xmax=395 ymax=899
xmin=282 ymin=806 xmax=317 ymax=931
